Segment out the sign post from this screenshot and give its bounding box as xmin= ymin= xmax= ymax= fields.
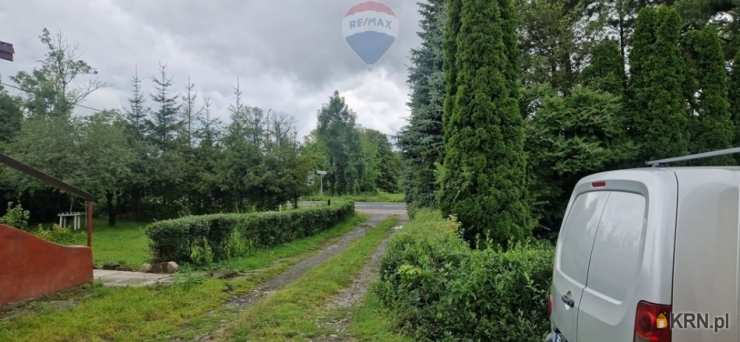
xmin=316 ymin=170 xmax=328 ymax=195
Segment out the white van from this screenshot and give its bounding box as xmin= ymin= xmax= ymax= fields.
xmin=547 ymin=149 xmax=740 ymax=342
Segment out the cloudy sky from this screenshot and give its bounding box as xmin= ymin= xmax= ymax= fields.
xmin=0 ymin=0 xmax=422 ymax=137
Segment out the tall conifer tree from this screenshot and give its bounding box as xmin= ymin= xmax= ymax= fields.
xmin=440 ymin=0 xmax=531 ymax=245
xmin=147 ymin=64 xmax=182 ymax=149
xmin=398 ymin=0 xmax=446 ymax=208
xmin=684 ymin=27 xmax=733 ymax=156
xmin=626 ymin=6 xmax=688 ymax=161
xmin=126 ymin=68 xmax=148 ymax=137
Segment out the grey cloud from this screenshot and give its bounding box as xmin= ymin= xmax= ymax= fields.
xmin=0 ymin=0 xmax=421 ymax=137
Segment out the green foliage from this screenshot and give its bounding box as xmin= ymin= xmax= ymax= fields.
xmin=683 ymin=26 xmax=734 ymax=158
xmin=582 ymin=39 xmax=625 ymax=95
xmin=302 ymin=191 xmax=405 ymax=203
xmin=11 ymin=28 xmax=100 ymax=119
xmin=376 ymin=210 xmax=554 ymax=341
xmin=190 ymin=237 xmax=215 ymax=266
xmin=731 ymin=52 xmax=740 ymax=146
xmin=33 ymin=224 xmax=79 ymax=245
xmin=399 ymin=0 xmax=446 ymax=209
xmin=147 ymin=64 xmax=182 ymax=149
xmin=626 ymin=6 xmax=689 ymax=161
xmin=0 ymin=201 xmax=31 ymax=229
xmin=517 ymin=0 xmax=579 ymax=92
xmin=527 ymin=85 xmax=634 ymax=228
xmin=125 ymin=70 xmax=148 ymax=138
xmin=222 ymin=228 xmax=253 ymax=259
xmin=676 ymin=0 xmax=739 ymax=59
xmin=440 ymin=0 xmax=532 ymax=246
xmin=360 ymin=129 xmax=402 ymax=193
xmin=146 ymin=201 xmax=355 ymax=264
xmin=316 ymin=91 xmax=364 ymax=194
xmin=77 ymin=110 xmax=136 ymax=225
xmin=0 ymin=85 xmax=23 ymax=143
xmin=6 ymin=115 xmax=80 ymax=193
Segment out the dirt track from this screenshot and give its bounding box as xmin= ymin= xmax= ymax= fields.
xmin=197 ymin=202 xmax=407 ymax=341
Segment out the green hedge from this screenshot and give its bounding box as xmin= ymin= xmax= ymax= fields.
xmin=376 ymin=210 xmax=553 ymax=341
xmin=146 ymin=202 xmax=355 ymax=264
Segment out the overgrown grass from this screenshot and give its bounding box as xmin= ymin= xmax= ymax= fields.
xmin=0 ymin=215 xmax=367 ymax=341
xmin=225 ymin=216 xmax=399 ymax=340
xmin=346 ymin=284 xmax=410 ymax=342
xmin=207 ymin=214 xmax=366 ymax=272
xmin=303 ymin=191 xmax=405 ymax=203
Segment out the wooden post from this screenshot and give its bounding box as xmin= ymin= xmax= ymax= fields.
xmin=86 ymin=201 xmax=94 ymax=247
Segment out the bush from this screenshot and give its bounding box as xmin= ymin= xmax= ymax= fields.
xmin=146 ymin=201 xmax=355 ymax=264
xmin=377 ymin=210 xmax=554 ymax=341
xmin=34 ymin=224 xmax=81 ymax=245
xmin=1 ymin=201 xmax=31 ymax=230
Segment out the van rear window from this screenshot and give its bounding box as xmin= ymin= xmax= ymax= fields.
xmin=586 ymin=192 xmax=646 ymax=301
xmin=559 ymin=191 xmax=610 ymax=285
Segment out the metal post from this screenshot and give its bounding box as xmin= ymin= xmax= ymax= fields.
xmin=86 ymin=201 xmax=94 ymax=248
xmin=316 ymin=170 xmax=327 ymax=196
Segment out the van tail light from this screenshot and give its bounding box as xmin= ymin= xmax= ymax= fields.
xmin=592 ymin=180 xmax=607 ymax=188
xmin=634 ymin=300 xmax=671 ymax=342
xmin=547 ymin=293 xmax=553 ymax=318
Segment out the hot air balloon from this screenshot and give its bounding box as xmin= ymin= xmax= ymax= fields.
xmin=342 ymin=1 xmax=399 ymax=65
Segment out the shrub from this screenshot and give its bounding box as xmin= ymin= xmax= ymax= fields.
xmin=34 ymin=224 xmax=81 ymax=245
xmin=1 ymin=201 xmax=31 ymax=230
xmin=377 ymin=210 xmax=554 ymax=341
xmin=146 ymin=201 xmax=355 ymax=264
xmin=190 ymin=237 xmax=214 ymax=266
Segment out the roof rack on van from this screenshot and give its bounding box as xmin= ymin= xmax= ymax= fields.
xmin=646 ymin=147 xmax=740 ymax=167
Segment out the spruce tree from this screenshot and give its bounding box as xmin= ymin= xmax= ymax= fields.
xmin=443 ymin=0 xmax=462 ymax=132
xmin=684 ymin=27 xmax=734 ymax=157
xmin=147 ymin=64 xmax=182 ymax=149
xmin=126 ymin=69 xmax=148 ymax=137
xmin=181 ymin=77 xmax=198 ymax=148
xmin=731 ymin=52 xmax=740 ymax=146
xmin=582 ymin=39 xmax=625 ymax=95
xmin=440 ymin=0 xmax=531 ymax=245
xmin=398 ymin=0 xmax=445 ymax=208
xmin=626 ymin=6 xmax=688 ymax=161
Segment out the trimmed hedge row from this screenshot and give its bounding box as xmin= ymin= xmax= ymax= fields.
xmin=376 ymin=210 xmax=554 ymax=341
xmin=146 ymin=202 xmax=355 ymax=263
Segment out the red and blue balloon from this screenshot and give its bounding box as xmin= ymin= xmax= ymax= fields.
xmin=342 ymin=1 xmax=398 ymax=65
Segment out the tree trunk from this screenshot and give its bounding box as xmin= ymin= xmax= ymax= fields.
xmin=106 ymin=192 xmax=117 ymax=227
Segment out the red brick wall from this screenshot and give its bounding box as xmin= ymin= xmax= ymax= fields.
xmin=0 ymin=224 xmax=92 ymax=305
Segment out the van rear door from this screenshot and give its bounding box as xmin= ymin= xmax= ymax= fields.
xmin=552 ymin=191 xmax=610 ymax=341
xmin=577 ymin=191 xmax=648 ymax=342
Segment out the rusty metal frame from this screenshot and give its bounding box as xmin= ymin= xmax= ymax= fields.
xmin=0 ymin=153 xmax=95 ymax=247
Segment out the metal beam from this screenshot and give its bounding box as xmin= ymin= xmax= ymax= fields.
xmin=0 ymin=41 xmax=14 ymax=61
xmin=646 ymin=147 xmax=740 ymax=167
xmin=0 ymin=153 xmax=94 ymax=201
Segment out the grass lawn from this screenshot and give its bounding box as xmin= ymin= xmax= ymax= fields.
xmin=225 ymin=216 xmax=399 ymax=340
xmin=0 ymin=215 xmax=367 ymax=341
xmin=303 ymin=191 xmax=405 ymax=203
xmin=43 ymin=219 xmax=152 ymax=268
